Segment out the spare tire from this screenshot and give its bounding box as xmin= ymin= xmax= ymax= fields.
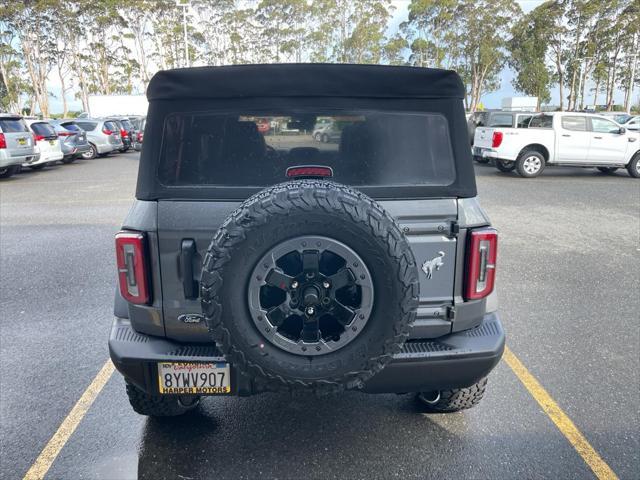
xmin=200 ymin=180 xmax=419 ymax=393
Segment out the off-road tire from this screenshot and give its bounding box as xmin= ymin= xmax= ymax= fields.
xmin=496 ymin=160 xmax=516 ymax=173
xmin=125 ymin=382 xmax=199 ymax=417
xmin=200 ymin=180 xmax=419 ymax=394
xmin=596 ymin=167 xmax=618 ymax=174
xmin=516 ymin=150 xmax=545 ymax=178
xmin=417 ymin=377 xmax=488 ymax=413
xmin=627 ymin=153 xmax=640 ymax=178
xmin=0 ymin=165 xmax=20 ymax=179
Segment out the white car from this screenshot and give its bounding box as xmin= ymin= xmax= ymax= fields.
xmin=24 ymin=120 xmax=64 ymax=170
xmin=624 ymin=115 xmax=639 ymax=132
xmin=473 ymin=112 xmax=640 ymax=178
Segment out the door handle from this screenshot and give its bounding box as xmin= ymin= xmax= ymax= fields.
xmin=561 ymin=134 xmax=571 ymax=137
xmin=593 ymin=136 xmax=603 ymax=139
xmin=181 ymin=239 xmax=198 ymax=299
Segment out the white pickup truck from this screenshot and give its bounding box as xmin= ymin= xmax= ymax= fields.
xmin=473 ymin=112 xmax=640 ymax=178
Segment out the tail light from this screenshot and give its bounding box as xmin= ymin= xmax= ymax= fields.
xmin=491 ymin=131 xmax=503 ymax=148
xmin=34 ymin=134 xmax=45 ymax=141
xmin=286 ymin=166 xmax=333 ymax=178
xmin=102 ymin=127 xmax=113 ymax=135
xmin=464 ymin=228 xmax=498 ymax=300
xmin=58 ymin=131 xmax=73 ymax=137
xmin=0 ymin=133 xmax=6 ymax=149
xmin=120 ymin=129 xmax=127 ymax=138
xmin=115 ymin=231 xmax=150 ymax=304
xmin=137 ymin=132 xmax=143 ymax=142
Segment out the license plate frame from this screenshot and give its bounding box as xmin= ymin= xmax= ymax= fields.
xmin=157 ymin=361 xmax=231 ymax=395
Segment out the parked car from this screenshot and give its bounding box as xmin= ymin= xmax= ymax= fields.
xmin=133 ymin=117 xmax=145 ymax=151
xmin=468 ymin=110 xmax=535 ymax=148
xmin=50 ymin=120 xmax=92 ymax=163
xmin=597 ymin=112 xmax=632 ymax=125
xmin=623 ymin=115 xmax=639 ymax=131
xmin=312 ymin=122 xmax=341 ymax=143
xmin=73 ymin=118 xmax=123 ymax=159
xmin=109 ymin=64 xmax=504 ymax=418
xmin=0 ymin=113 xmax=38 ymax=178
xmin=473 ymin=112 xmax=640 ymax=178
xmin=105 ymin=117 xmax=134 ymax=152
xmin=24 ymin=119 xmax=63 ymax=170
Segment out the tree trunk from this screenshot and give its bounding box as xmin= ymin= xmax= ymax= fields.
xmin=58 ymin=64 xmax=68 ymax=117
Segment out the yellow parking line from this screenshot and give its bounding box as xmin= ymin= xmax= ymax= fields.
xmin=23 ymin=360 xmax=114 ymax=480
xmin=504 ymin=347 xmax=618 ymax=480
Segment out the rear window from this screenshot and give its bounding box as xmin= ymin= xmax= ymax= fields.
xmin=30 ymin=122 xmax=57 ymax=137
xmin=104 ymin=121 xmax=118 ymax=131
xmin=120 ymin=119 xmax=133 ymax=130
xmin=488 ymin=114 xmax=513 ymax=127
xmin=158 ymin=112 xmax=456 ymax=188
xmin=0 ymin=118 xmax=29 ymax=133
xmin=529 ymin=115 xmax=553 ymax=129
xmin=61 ymin=122 xmax=81 ymax=132
xmin=75 ymin=122 xmax=96 ymax=131
xmin=516 ymin=115 xmax=533 ymax=128
xmin=561 ymin=116 xmax=587 ymax=132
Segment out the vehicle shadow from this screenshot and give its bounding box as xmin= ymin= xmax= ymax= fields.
xmin=136 ymin=391 xmax=466 ymax=480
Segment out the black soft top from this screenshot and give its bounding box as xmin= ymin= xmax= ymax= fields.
xmin=147 ymin=64 xmax=465 ymax=101
xmin=137 ymin=64 xmax=476 ymax=200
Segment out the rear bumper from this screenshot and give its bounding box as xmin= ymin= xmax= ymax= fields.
xmin=109 ymin=313 xmax=505 ymax=396
xmin=473 ymin=147 xmax=498 ymax=159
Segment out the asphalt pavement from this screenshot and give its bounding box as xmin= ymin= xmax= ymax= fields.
xmin=1 ymin=154 xmax=638 ymax=479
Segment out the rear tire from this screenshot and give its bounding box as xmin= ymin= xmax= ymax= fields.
xmin=82 ymin=144 xmax=97 ymax=160
xmin=417 ymin=378 xmax=488 ymax=413
xmin=596 ymin=167 xmax=618 ymax=174
xmin=61 ymin=156 xmax=76 ymax=164
xmin=627 ymin=153 xmax=640 ymax=178
xmin=29 ymin=164 xmax=46 ymax=170
xmin=516 ymin=151 xmax=545 ymax=178
xmin=0 ymin=165 xmax=20 ymax=179
xmin=474 ymin=157 xmax=490 ymax=164
xmin=496 ymin=160 xmax=516 ymax=173
xmin=125 ymin=382 xmax=200 ymax=417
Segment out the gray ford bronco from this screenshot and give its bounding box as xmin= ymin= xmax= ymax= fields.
xmin=109 ymin=64 xmax=505 ymax=416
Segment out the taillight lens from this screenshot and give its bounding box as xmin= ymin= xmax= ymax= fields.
xmin=0 ymin=133 xmax=6 ymax=149
xmin=120 ymin=129 xmax=127 ymax=138
xmin=34 ymin=134 xmax=45 ymax=141
xmin=137 ymin=132 xmax=143 ymax=142
xmin=103 ymin=128 xmax=113 ymax=135
xmin=464 ymin=228 xmax=498 ymax=300
xmin=286 ymin=166 xmax=333 ymax=178
xmin=115 ymin=231 xmax=150 ymax=305
xmin=491 ymin=131 xmax=503 ymax=148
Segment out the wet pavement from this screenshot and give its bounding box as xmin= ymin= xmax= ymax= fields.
xmin=1 ymin=154 xmax=638 ymax=479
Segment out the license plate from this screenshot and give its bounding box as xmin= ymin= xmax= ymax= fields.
xmin=49 ymin=140 xmax=55 ymax=145
xmin=17 ymin=138 xmax=26 ymax=145
xmin=158 ymin=362 xmax=231 ymax=395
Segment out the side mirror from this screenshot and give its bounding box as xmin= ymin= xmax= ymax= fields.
xmin=618 ymin=127 xmax=626 ymax=134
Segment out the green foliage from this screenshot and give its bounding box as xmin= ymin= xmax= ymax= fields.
xmin=1 ymin=0 xmax=636 ymax=114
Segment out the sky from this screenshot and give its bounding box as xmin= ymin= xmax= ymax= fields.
xmin=45 ymin=0 xmax=634 ymax=114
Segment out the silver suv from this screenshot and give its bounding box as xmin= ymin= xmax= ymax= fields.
xmin=72 ymin=118 xmax=123 ymax=159
xmin=0 ymin=114 xmax=38 ymax=178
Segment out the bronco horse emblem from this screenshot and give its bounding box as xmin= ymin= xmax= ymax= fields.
xmin=421 ymin=251 xmax=445 ymax=279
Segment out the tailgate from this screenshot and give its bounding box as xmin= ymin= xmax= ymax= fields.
xmin=156 ymin=199 xmax=458 ymax=342
xmin=473 ymin=127 xmax=496 ymax=149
